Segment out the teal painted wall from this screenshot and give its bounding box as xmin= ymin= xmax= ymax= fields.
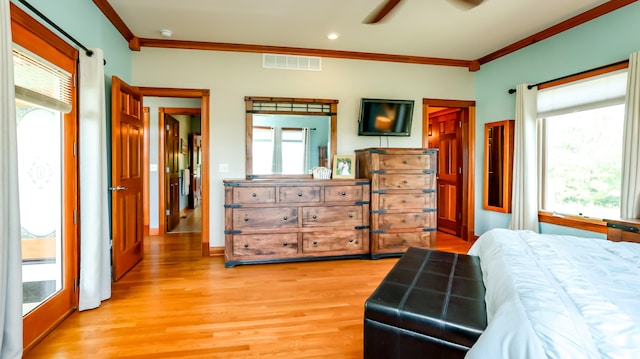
xmin=474 ymin=3 xmax=640 ymax=237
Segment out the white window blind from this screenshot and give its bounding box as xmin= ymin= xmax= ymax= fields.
xmin=13 ymin=45 xmax=73 ymax=113
xmin=537 ymin=70 xmax=628 ymax=118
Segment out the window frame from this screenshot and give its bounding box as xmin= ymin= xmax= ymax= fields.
xmin=536 ymin=62 xmax=629 ymax=234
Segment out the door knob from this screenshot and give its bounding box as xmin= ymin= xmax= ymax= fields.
xmin=109 ymin=186 xmax=128 ymax=191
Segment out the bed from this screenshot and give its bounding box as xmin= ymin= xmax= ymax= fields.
xmin=466 ymin=228 xmax=640 ymax=358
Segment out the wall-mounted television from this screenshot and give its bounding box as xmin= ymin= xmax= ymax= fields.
xmin=358 ymin=98 xmax=414 ymax=136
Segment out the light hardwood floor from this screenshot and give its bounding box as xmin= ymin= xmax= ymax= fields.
xmin=25 ymin=232 xmax=473 ymax=358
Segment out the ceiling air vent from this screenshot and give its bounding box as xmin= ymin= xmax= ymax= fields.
xmin=263 ymin=54 xmax=321 ymax=71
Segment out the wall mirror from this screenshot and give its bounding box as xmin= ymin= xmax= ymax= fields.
xmin=245 ymin=96 xmax=337 ymax=179
xmin=483 ymin=119 xmax=515 ymax=213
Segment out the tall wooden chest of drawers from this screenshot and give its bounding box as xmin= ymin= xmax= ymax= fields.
xmin=223 ymin=179 xmax=371 ymax=267
xmin=355 ymin=148 xmax=438 ymax=259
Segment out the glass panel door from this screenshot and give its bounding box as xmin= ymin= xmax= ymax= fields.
xmin=16 ymin=104 xmax=63 ymax=315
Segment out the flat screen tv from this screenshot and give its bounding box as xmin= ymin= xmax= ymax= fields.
xmin=358 ymin=98 xmax=414 ymax=136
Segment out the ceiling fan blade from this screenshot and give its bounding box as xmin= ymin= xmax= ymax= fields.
xmin=448 ymin=0 xmax=485 ymax=10
xmin=363 ymin=0 xmax=402 ymax=24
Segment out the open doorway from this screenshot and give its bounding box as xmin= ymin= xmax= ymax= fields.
xmin=159 ymin=108 xmax=202 ymax=234
xmin=423 ymin=99 xmax=476 ymax=242
xmin=140 ymin=87 xmax=210 ymax=255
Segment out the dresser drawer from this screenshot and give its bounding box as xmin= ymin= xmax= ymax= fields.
xmin=378 ymin=212 xmax=436 ymax=229
xmin=232 ymin=186 xmax=275 ymax=204
xmin=325 ymin=185 xmax=363 ymax=203
xmin=303 ymin=205 xmax=363 ymax=227
xmin=302 ymin=230 xmax=365 ymax=253
xmin=232 ymin=207 xmax=298 ymax=230
xmin=378 ymin=232 xmax=434 ymax=250
xmin=379 ymin=192 xmax=436 ymax=210
xmin=378 ymin=154 xmax=435 ymax=171
xmin=378 ymin=174 xmax=435 ymax=190
xmin=232 ymin=233 xmax=298 ymax=256
xmin=279 ymin=186 xmax=321 ymax=203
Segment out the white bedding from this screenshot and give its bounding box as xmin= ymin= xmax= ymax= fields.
xmin=466 ymin=229 xmax=640 ymax=359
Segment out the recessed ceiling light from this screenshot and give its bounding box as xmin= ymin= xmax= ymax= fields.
xmin=327 ymin=33 xmax=339 ymax=40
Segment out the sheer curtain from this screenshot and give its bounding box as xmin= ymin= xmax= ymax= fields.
xmin=0 ymin=0 xmax=23 ymax=356
xmin=621 ymin=51 xmax=640 ymax=218
xmin=509 ymin=84 xmax=540 ymax=232
xmin=302 ymin=128 xmax=311 ymax=173
xmin=271 ymin=127 xmax=283 ymax=174
xmin=78 ymin=49 xmax=111 ymax=311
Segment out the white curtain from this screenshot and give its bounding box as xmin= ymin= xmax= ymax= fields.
xmin=271 ymin=127 xmax=283 ymax=174
xmin=509 ymin=84 xmax=540 ymax=232
xmin=78 ymin=49 xmax=111 ymax=311
xmin=302 ymin=128 xmax=311 ymax=173
xmin=621 ymin=51 xmax=640 ymax=218
xmin=0 ymin=0 xmax=23 ymax=356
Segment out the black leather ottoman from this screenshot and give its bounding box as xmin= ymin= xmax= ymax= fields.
xmin=364 ymin=247 xmax=487 ymax=358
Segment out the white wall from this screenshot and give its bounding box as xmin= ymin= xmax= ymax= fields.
xmin=132 ymin=48 xmax=475 ymax=247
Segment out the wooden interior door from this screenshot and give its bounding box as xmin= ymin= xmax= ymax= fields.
xmin=188 ymin=132 xmax=202 ymax=209
xmin=428 ymin=108 xmax=463 ymax=236
xmin=165 ymin=114 xmax=181 ymax=231
xmin=111 ymin=76 xmax=144 ymax=281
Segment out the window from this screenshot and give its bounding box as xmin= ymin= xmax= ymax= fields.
xmin=251 ymin=125 xmax=307 ymax=175
xmin=538 ymin=70 xmax=627 ymax=219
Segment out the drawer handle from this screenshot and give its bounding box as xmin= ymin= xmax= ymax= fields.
xmin=283 ymin=216 xmax=288 ymax=221
xmin=341 ymin=191 xmax=346 ymax=196
xmin=283 ymin=242 xmax=288 ymax=246
xmin=349 ymin=238 xmax=354 ymax=243
xmin=313 ymin=240 xmax=318 ymax=246
xmin=348 ymin=213 xmax=354 ymax=218
xmin=244 ymin=243 xmax=249 ymax=248
xmin=403 ymin=180 xmax=409 ymax=184
xmin=403 ymin=238 xmax=408 ymax=243
xmin=252 ymin=193 xmax=257 ymax=197
xmin=403 ymin=218 xmax=408 ymax=223
xmin=313 ymin=215 xmax=317 ymax=220
xmin=298 ymin=192 xmax=303 ymax=197
xmin=244 ymin=216 xmax=249 ymax=222
xmin=403 ymin=199 xmax=408 ymax=203
xmin=403 ymin=160 xmax=409 ymax=164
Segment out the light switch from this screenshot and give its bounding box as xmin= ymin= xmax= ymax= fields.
xmin=150 ymin=164 xmax=158 ymax=172
xmin=219 ymin=163 xmax=229 ymax=173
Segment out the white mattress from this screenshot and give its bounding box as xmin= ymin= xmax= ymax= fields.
xmin=466 ymin=229 xmax=640 ymax=358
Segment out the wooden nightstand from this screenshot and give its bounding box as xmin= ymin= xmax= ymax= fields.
xmin=604 ymin=218 xmax=640 ymax=243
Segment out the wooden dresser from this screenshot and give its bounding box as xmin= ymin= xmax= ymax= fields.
xmin=223 ymin=179 xmax=370 ymax=267
xmin=605 ymin=218 xmax=640 ymax=243
xmin=355 ymin=148 xmax=438 ymax=259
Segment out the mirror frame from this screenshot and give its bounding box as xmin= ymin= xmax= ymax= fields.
xmin=245 ymin=96 xmax=338 ymax=179
xmin=483 ymin=119 xmax=515 ymax=213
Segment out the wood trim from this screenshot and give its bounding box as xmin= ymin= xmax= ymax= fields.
xmin=209 ymin=246 xmax=225 ymax=257
xmin=157 ymin=108 xmax=167 ymax=235
xmin=539 ymin=211 xmax=607 ymax=234
xmin=477 ymin=0 xmax=637 ymax=65
xmin=139 ymin=88 xmax=210 ymax=255
xmin=422 ymin=99 xmax=476 ymax=242
xmin=138 ymin=38 xmax=472 ymax=68
xmin=539 ymin=61 xmax=629 ymax=90
xmin=143 ymin=107 xmax=150 ymax=235
xmin=245 ymin=96 xmax=339 ymax=104
xmin=161 ymin=107 xmax=201 ymax=116
xmin=91 ymin=0 xmax=135 ymax=42
xmin=201 ymin=93 xmax=210 ymax=254
xmin=139 ymin=87 xmax=210 ymax=98
xmin=10 ymin=3 xmax=78 ymax=68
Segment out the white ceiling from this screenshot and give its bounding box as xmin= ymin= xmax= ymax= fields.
xmin=107 ymin=0 xmax=610 ymax=61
